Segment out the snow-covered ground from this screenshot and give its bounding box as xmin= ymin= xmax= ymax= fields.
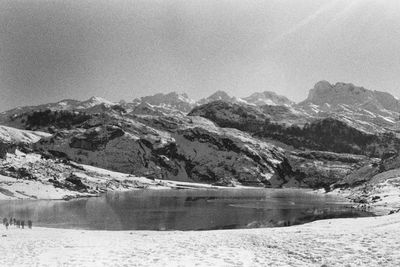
xmin=0 ymin=150 xmax=231 ymax=200
xmin=0 ymin=125 xmax=51 ymax=144
xmin=0 ymin=212 xmax=399 ymax=266
xmin=328 ymin=168 xmax=400 ymax=216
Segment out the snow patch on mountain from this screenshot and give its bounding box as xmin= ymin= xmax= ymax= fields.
xmin=75 ymin=97 xmax=116 ymax=109
xmin=0 ymin=126 xmax=51 ymax=145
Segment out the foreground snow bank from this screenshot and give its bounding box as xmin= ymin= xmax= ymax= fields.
xmin=0 ymin=213 xmax=399 ymax=266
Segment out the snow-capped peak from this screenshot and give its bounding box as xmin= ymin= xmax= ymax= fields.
xmin=131 ymin=92 xmax=196 ymax=113
xmin=205 ymin=90 xmax=233 ymax=101
xmin=77 ymin=96 xmax=115 ymax=109
xmin=243 ymin=91 xmax=294 ymax=106
xmin=86 ymin=96 xmax=115 ymax=106
xmin=197 ymin=90 xmax=243 ymax=105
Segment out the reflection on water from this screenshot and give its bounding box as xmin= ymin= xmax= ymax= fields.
xmin=0 ymin=188 xmax=372 ymax=230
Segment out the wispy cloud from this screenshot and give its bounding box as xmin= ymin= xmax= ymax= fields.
xmin=270 ymin=0 xmax=342 ymax=45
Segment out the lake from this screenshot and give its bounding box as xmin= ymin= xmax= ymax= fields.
xmin=0 ymin=188 xmax=371 ymax=230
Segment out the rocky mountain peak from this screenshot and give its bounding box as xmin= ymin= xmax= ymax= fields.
xmin=208 ymin=90 xmax=231 ymax=99
xmin=79 ymin=96 xmax=115 ymax=108
xmin=243 ymin=91 xmax=294 ymax=106
xmin=204 ymin=90 xmax=234 ymax=102
xmin=302 ymin=81 xmax=400 ymax=112
xmin=197 ymin=90 xmax=242 ymax=105
xmin=295 ymin=81 xmax=400 ymax=133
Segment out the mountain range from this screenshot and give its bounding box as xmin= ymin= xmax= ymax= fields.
xmin=0 ymin=80 xmax=400 ymax=199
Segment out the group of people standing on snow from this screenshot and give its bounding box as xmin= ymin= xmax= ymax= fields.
xmin=2 ymin=217 xmax=32 ymax=230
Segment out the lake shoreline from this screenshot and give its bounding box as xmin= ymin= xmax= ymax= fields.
xmin=0 ymin=186 xmax=372 ymax=231
xmin=321 ymin=185 xmax=400 ymax=216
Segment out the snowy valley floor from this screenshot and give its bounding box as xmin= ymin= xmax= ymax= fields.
xmin=0 ymin=212 xmax=399 ymax=267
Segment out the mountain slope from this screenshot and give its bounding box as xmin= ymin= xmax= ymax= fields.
xmin=0 ymin=103 xmax=288 ymax=186
xmin=1 ymin=81 xmax=400 ymax=190
xmin=189 ymin=101 xmax=400 ymax=157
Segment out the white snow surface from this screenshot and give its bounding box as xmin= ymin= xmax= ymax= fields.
xmin=0 ymin=213 xmax=399 ymax=266
xmin=0 ymin=126 xmax=51 ymax=144
xmin=75 ymin=96 xmax=115 ymax=109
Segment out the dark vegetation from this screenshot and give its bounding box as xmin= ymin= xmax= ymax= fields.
xmin=25 ymin=110 xmax=91 ymax=130
xmin=49 ymin=174 xmax=88 ymax=192
xmin=0 ymin=142 xmax=17 ymax=158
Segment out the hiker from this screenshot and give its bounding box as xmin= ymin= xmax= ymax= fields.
xmin=28 ymin=220 xmax=32 ymax=229
xmin=9 ymin=217 xmax=12 ymax=226
xmin=21 ymin=221 xmax=25 ymax=229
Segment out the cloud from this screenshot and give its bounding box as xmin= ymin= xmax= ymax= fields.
xmin=270 ymin=0 xmax=342 ymax=45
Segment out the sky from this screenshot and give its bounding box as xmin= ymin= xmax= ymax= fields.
xmin=1 ymin=0 xmax=400 ymax=111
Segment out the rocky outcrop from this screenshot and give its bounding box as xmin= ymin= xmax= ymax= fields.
xmin=64 ymin=173 xmax=89 ymax=192
xmin=69 ymin=125 xmax=124 ymax=151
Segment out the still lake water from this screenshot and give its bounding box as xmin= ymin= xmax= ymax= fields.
xmin=0 ymin=188 xmax=371 ymax=230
